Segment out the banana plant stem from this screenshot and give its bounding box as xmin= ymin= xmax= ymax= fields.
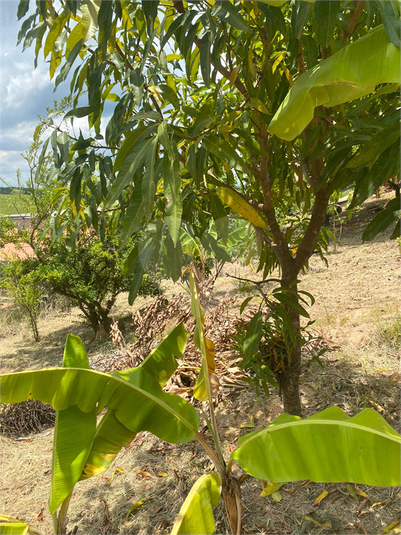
xmin=195 ymin=431 xmax=225 ymax=477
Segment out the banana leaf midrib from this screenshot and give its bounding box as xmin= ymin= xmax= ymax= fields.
xmin=238 ymin=418 xmax=400 ymax=444
xmin=1 ymin=366 xmax=198 ymax=434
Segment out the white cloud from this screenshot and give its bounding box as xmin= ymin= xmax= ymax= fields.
xmin=4 ymin=62 xmax=52 ymax=109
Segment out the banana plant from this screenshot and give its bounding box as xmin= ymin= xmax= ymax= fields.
xmin=1 ymin=270 xmax=401 ymax=535
xmin=1 ymin=323 xmax=198 ymax=534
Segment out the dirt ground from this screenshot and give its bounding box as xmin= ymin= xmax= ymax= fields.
xmin=1 ymin=194 xmax=400 ymax=535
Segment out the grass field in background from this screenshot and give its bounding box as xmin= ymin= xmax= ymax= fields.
xmin=0 ymin=194 xmax=30 ymax=216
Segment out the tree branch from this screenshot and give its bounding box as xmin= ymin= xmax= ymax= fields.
xmin=294 ymin=182 xmax=329 ymax=271
xmin=342 ymin=1 xmax=365 ymax=42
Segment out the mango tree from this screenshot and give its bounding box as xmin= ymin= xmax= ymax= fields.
xmin=16 ymin=0 xmax=400 ymax=414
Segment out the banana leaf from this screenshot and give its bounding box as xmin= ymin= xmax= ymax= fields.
xmin=171 ymin=472 xmax=222 ymax=535
xmin=0 ymin=348 xmax=200 ymax=497
xmin=269 ymin=25 xmax=400 ymax=140
xmin=81 ymin=322 xmax=190 ymax=479
xmin=190 ymin=271 xmax=217 ymax=401
xmin=232 ymin=406 xmax=401 ymax=486
xmin=0 ymin=516 xmax=29 ymax=535
xmin=49 ymin=334 xmax=96 ymax=512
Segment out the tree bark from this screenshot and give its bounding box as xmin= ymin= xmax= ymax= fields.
xmin=279 ymin=267 xmax=302 ymax=416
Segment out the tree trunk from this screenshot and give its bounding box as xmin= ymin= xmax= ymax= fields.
xmin=279 ymin=268 xmax=302 ymax=416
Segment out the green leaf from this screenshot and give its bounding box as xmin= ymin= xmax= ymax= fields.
xmin=200 ymin=32 xmax=211 ymax=88
xmin=107 ymin=136 xmax=157 ymax=207
xmin=362 ymin=197 xmax=401 ymax=242
xmin=17 ymin=0 xmax=30 ymax=20
xmin=142 ymin=0 xmax=159 ymax=36
xmin=190 ymin=272 xmax=216 ymax=402
xmin=375 ymin=0 xmax=401 ymax=47
xmin=314 ymin=1 xmax=341 ymax=47
xmin=171 ymin=472 xmax=222 ymax=535
xmin=240 ymin=296 xmax=255 ymax=315
xmin=209 ymin=194 xmax=229 ymax=244
xmin=50 ymin=405 xmax=96 ymax=513
xmin=50 ymin=335 xmax=96 ymax=513
xmin=347 ymin=123 xmax=401 ymax=169
xmin=0 ymin=367 xmax=200 ymax=448
xmin=211 ymin=1 xmax=250 ymax=32
xmin=64 ymin=106 xmax=97 ymax=119
xmin=350 ymin=143 xmax=400 ymax=207
xmin=293 ymin=1 xmax=311 ymax=39
xmin=0 ymin=516 xmax=28 ymax=535
xmin=242 ymin=311 xmax=263 ymax=368
xmin=232 ymin=406 xmax=401 ymax=486
xmin=257 ymin=3 xmax=286 ymax=35
xmin=128 ymin=242 xmax=154 ymax=304
xmin=164 ymin=234 xmax=183 ymax=282
xmin=301 ymin=34 xmax=319 ymax=70
xmin=164 ymin=157 xmax=182 ymax=246
xmin=273 ymin=291 xmax=310 ymax=318
xmin=80 ymin=324 xmax=189 ymax=480
xmin=204 ymin=135 xmax=248 ymax=173
xmin=269 ymin=25 xmax=401 ymax=140
xmin=158 ymin=84 xmax=180 ymax=110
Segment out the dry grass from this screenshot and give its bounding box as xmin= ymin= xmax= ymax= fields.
xmin=1 ymin=194 xmax=400 ymax=535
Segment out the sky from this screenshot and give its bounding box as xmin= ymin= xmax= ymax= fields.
xmin=0 ymin=1 xmax=70 ymax=188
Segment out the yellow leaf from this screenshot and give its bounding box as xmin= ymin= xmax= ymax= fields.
xmin=354 ymin=488 xmax=369 ymax=499
xmin=271 ymin=491 xmax=283 ymax=502
xmin=239 ymin=415 xmax=255 ymax=429
xmin=126 ymin=498 xmax=151 ymax=518
xmin=158 ymin=472 xmax=168 ymax=477
xmin=229 ymin=65 xmax=240 ymax=87
xmin=251 ymin=98 xmax=270 ymax=115
xmin=381 ymin=521 xmax=401 ymax=534
xmin=304 ymin=516 xmax=331 ymax=528
xmin=314 ymin=490 xmax=328 ymax=505
xmin=147 ymin=85 xmax=163 ymax=103
xmin=272 ymin=51 xmax=286 ymax=73
xmin=248 ymin=48 xmax=255 ymax=77
xmin=260 ymin=482 xmax=283 ymax=497
xmin=205 ymin=338 xmax=216 ymax=373
xmin=217 ymin=187 xmax=267 ymax=229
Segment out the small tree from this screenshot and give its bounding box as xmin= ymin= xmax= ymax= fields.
xmin=35 ymin=231 xmax=135 ymax=340
xmin=1 ymin=257 xmax=42 ymax=341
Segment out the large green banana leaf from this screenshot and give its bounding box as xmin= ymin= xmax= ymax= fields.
xmin=81 ymin=322 xmax=190 ymax=479
xmin=50 ymin=334 xmax=97 ymax=512
xmin=269 ymin=25 xmax=400 ymax=140
xmin=0 ymin=332 xmax=199 ymax=506
xmin=171 ymin=472 xmax=222 ymax=535
xmin=232 ymin=406 xmax=401 ymax=486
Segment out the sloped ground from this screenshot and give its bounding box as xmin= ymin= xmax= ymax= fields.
xmin=1 ymin=194 xmax=400 ymax=535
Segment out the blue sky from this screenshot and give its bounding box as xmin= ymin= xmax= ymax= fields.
xmin=0 ymin=1 xmax=70 ymax=187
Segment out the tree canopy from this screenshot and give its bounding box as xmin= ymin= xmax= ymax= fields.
xmin=16 ymin=0 xmax=400 ymax=414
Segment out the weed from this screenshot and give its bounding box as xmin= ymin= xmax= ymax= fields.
xmin=376 ymin=314 xmax=401 ymax=348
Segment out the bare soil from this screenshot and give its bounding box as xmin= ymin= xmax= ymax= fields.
xmin=1 ymin=194 xmax=400 ymax=535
